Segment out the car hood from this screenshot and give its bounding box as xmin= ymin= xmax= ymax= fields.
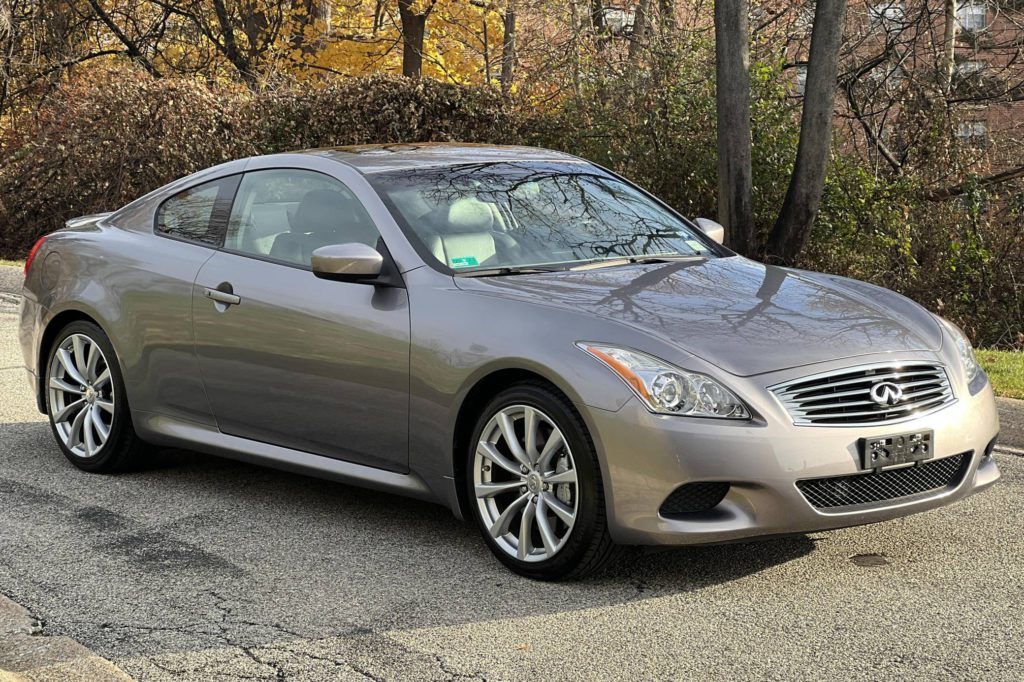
xmin=454 ymin=256 xmax=942 ymax=377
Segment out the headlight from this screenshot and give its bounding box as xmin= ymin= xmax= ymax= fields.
xmin=937 ymin=317 xmax=980 ymax=383
xmin=577 ymin=344 xmax=750 ymax=419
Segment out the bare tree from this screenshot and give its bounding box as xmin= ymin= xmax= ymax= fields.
xmin=84 ymin=0 xmax=163 ymax=77
xmin=714 ymin=0 xmax=754 ymax=255
xmin=764 ymin=0 xmax=849 ymax=265
xmin=941 ymin=0 xmax=958 ymax=93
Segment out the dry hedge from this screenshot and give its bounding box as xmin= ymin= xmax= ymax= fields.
xmin=0 ymin=71 xmax=521 ymax=257
xmin=1 ymin=68 xmax=1019 ymax=346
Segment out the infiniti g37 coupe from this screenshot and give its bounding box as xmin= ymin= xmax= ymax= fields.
xmin=19 ymin=144 xmax=1000 ymax=580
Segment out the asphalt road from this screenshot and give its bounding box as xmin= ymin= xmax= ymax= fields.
xmin=1 ymin=273 xmax=1023 ymax=681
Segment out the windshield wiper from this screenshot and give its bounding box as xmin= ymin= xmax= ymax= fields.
xmin=456 ymin=265 xmax=564 ymax=278
xmin=570 ymin=254 xmax=704 ymax=271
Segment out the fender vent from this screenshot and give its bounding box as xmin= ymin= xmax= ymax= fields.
xmin=659 ymin=482 xmax=730 ymax=517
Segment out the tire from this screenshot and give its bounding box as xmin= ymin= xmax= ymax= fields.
xmin=44 ymin=320 xmax=146 ymax=473
xmin=465 ymin=381 xmax=618 ymax=580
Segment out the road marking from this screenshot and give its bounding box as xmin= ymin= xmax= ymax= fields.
xmin=995 ymin=445 xmax=1024 ymax=457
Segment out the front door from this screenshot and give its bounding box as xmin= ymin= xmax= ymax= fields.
xmin=191 ymin=168 xmax=410 ymax=472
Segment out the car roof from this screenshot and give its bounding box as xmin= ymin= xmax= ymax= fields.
xmin=295 ymin=143 xmax=584 ymax=174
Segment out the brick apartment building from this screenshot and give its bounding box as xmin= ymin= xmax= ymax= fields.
xmin=585 ymin=1 xmax=1023 ymax=174
xmin=823 ymin=0 xmax=1024 ymax=173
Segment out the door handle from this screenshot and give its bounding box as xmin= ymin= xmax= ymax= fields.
xmin=204 ymin=287 xmax=241 ymax=306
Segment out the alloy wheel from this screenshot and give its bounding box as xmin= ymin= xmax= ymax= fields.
xmin=48 ymin=333 xmax=115 ymax=458
xmin=473 ymin=404 xmax=579 ymax=562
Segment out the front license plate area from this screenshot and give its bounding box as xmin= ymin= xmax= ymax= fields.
xmin=860 ymin=430 xmax=933 ymax=471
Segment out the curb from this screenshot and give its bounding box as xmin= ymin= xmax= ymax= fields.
xmin=0 ymin=265 xmax=20 ymax=298
xmin=0 ymin=596 xmax=131 ymax=682
xmin=996 ymin=397 xmax=1024 ymax=451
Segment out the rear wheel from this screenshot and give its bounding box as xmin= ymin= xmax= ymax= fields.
xmin=45 ymin=321 xmax=146 ymax=472
xmin=466 ymin=382 xmax=617 ymax=580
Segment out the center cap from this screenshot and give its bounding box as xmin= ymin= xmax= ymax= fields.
xmin=84 ymin=387 xmax=97 ymax=404
xmin=526 ymin=472 xmax=543 ymax=494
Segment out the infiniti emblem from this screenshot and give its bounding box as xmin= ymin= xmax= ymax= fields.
xmin=870 ymin=381 xmax=904 ymax=406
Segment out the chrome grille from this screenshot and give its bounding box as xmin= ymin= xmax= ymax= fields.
xmin=770 ymin=362 xmax=955 ymax=426
xmin=797 ymin=453 xmax=970 ymax=509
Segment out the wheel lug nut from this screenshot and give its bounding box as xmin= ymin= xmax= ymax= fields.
xmin=521 ymin=465 xmax=528 ymax=473
xmin=520 ymin=486 xmax=527 ymax=494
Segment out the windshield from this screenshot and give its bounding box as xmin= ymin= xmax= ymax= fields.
xmin=369 ymin=162 xmax=717 ymax=273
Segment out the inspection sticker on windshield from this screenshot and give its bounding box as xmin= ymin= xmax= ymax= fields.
xmin=685 ymin=240 xmax=707 ymax=252
xmin=450 ymin=256 xmax=479 ymax=268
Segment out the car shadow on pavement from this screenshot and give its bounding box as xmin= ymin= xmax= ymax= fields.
xmin=0 ymin=421 xmax=816 ymax=658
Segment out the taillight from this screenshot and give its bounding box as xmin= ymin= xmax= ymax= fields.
xmin=24 ymin=236 xmax=47 ymax=277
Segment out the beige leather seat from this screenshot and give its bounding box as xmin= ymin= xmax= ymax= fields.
xmin=428 ymin=198 xmax=498 ymax=267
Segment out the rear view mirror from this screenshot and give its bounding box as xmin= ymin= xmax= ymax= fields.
xmin=694 ymin=218 xmax=725 ymax=245
xmin=311 ymin=243 xmax=383 ymax=283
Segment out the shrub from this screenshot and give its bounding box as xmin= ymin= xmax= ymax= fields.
xmin=0 ymin=63 xmax=1019 ymax=347
xmin=0 ymin=68 xmax=519 ymax=258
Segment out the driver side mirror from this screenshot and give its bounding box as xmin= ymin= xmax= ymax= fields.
xmin=311 ymin=243 xmax=383 ymax=283
xmin=694 ymin=218 xmax=725 ymax=245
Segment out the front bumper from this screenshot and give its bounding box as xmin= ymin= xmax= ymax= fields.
xmin=586 ymin=369 xmax=1001 ymax=546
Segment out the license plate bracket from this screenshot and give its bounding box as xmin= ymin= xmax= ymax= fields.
xmin=860 ymin=430 xmax=934 ymax=471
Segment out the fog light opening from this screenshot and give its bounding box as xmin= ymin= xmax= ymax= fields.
xmin=659 ymin=482 xmax=731 ymax=519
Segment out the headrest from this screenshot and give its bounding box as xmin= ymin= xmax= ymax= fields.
xmin=290 ymin=189 xmax=350 ymax=235
xmin=446 ymin=197 xmax=494 ymax=233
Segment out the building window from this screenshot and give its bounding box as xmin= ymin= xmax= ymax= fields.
xmin=956 ymin=120 xmax=988 ymax=145
xmin=957 ymin=2 xmax=987 ymax=32
xmin=795 ymin=65 xmax=808 ymax=95
xmin=869 ymin=1 xmax=905 ymax=29
xmin=795 ymin=5 xmax=815 ymax=33
xmin=869 ymin=63 xmax=905 ymax=87
xmin=955 ymin=59 xmax=987 ymax=77
xmin=600 ymin=6 xmax=636 ymax=36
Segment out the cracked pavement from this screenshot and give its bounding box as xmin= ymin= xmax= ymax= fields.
xmin=1 ymin=269 xmax=1023 ymax=680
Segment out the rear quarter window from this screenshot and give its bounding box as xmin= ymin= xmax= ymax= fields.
xmin=156 ymin=175 xmax=240 ymax=246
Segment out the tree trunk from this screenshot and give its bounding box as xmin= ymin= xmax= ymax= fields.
xmin=211 ymin=0 xmax=255 ymax=85
xmin=658 ymin=0 xmax=675 ymax=33
xmin=398 ymin=0 xmax=433 ymax=79
xmin=590 ymin=0 xmax=605 ymax=34
xmin=941 ymin=0 xmax=957 ymax=94
xmin=714 ymin=0 xmax=754 ymax=255
xmin=763 ymin=0 xmax=848 ymax=265
xmin=629 ymin=0 xmax=651 ymax=60
xmin=291 ymin=0 xmax=332 ymax=56
xmin=500 ymin=2 xmax=517 ymax=97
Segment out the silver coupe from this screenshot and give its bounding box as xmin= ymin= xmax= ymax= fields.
xmin=19 ymin=144 xmax=1000 ymax=579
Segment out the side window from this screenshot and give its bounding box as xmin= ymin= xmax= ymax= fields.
xmin=156 ymin=176 xmax=239 ymax=246
xmin=225 ymin=169 xmax=382 ymax=267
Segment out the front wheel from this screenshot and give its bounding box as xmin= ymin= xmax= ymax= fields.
xmin=466 ymin=382 xmax=617 ymax=580
xmin=45 ymin=321 xmax=146 ymax=473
